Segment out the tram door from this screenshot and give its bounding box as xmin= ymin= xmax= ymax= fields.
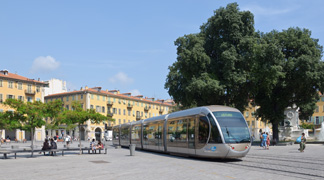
xmin=188 ymin=117 xmax=196 ymax=155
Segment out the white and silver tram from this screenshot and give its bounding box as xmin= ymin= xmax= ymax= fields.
xmin=112 ymin=105 xmax=251 ymax=159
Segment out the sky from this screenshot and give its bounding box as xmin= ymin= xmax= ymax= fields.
xmin=1 ymin=0 xmax=324 ymax=100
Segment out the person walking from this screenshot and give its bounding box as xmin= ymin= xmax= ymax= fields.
xmin=266 ymin=132 xmax=270 ymax=150
xmin=262 ymin=132 xmax=267 ymax=149
xmin=300 ymin=133 xmax=306 ymax=152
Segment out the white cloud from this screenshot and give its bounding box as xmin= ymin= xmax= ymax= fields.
xmin=30 ymin=56 xmax=60 ymax=73
xmin=241 ymin=4 xmax=298 ymax=16
xmin=108 ymin=72 xmax=134 ymax=86
xmin=129 ymin=89 xmax=141 ymax=96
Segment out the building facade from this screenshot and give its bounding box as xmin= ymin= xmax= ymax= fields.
xmin=44 ymin=78 xmax=67 ymax=96
xmin=309 ymin=95 xmax=324 ymax=128
xmin=44 ymin=86 xmax=174 ymax=141
xmin=0 ymin=70 xmax=48 ymax=141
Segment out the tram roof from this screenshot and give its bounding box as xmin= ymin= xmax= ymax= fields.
xmin=167 ymin=105 xmax=240 ymax=119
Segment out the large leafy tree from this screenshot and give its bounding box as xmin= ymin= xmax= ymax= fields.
xmin=252 ymin=28 xmax=324 ymax=141
xmin=165 ymin=3 xmax=255 ymax=111
xmin=4 ymin=99 xmax=63 ymax=156
xmin=57 ymin=101 xmax=114 ymax=154
xmin=0 ymin=111 xmax=23 ymax=147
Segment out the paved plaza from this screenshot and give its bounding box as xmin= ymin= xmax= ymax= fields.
xmin=0 ymin=141 xmax=324 ymax=180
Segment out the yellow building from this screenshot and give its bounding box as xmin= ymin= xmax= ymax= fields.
xmin=44 ymin=86 xmax=174 ymax=140
xmin=310 ymin=95 xmax=324 ymax=127
xmin=0 ymin=70 xmax=48 ymax=141
xmin=243 ymin=103 xmax=272 ymax=140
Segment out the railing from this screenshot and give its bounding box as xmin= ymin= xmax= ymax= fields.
xmin=136 ymin=115 xmax=141 ymax=120
xmin=144 ymin=106 xmax=150 ymax=111
xmin=127 ymin=103 xmax=133 ymax=109
xmin=25 ymin=90 xmax=36 ymax=95
xmin=159 ymin=108 xmax=164 ymax=113
xmin=107 ymin=101 xmax=113 ymax=106
xmin=107 ymin=112 xmax=113 ymax=117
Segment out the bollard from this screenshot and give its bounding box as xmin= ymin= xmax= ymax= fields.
xmin=129 ymin=144 xmax=136 ymax=156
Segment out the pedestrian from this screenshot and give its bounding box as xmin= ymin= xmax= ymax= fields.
xmin=90 ymin=139 xmax=96 ymax=153
xmin=259 ymin=130 xmax=263 ymax=147
xmin=299 ymin=133 xmax=306 ymax=152
xmin=262 ymin=132 xmax=267 ymax=149
xmin=266 ymin=132 xmax=270 ymax=150
xmin=50 ymin=138 xmax=57 ymax=156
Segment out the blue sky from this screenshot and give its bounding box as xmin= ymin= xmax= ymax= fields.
xmin=1 ymin=0 xmax=324 ymax=100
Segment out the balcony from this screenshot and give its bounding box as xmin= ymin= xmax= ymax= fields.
xmin=136 ymin=115 xmax=141 ymax=120
xmin=144 ymin=106 xmax=150 ymax=111
xmin=25 ymin=90 xmax=35 ymax=95
xmin=127 ymin=103 xmax=133 ymax=109
xmin=107 ymin=112 xmax=113 ymax=117
xmin=107 ymin=101 xmax=113 ymax=106
xmin=159 ymin=108 xmax=164 ymax=113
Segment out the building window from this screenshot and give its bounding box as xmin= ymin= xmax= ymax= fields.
xmin=316 ymin=116 xmax=319 ymax=125
xmin=96 ymin=106 xmax=100 ymax=112
xmin=123 ymin=109 xmax=126 ymax=115
xmin=113 ymin=108 xmax=117 ymax=114
xmin=128 ymin=120 xmax=130 ymax=123
xmin=90 ymin=105 xmax=94 ymax=109
xmin=118 ymin=109 xmax=121 ymax=115
xmin=245 ymin=112 xmax=249 ymax=118
xmin=27 ymin=96 xmax=32 ymax=102
xmin=123 ymin=119 xmax=126 ymax=123
xmin=66 ymin=105 xmax=69 ymax=110
xmin=36 ymin=86 xmax=40 ymax=93
xmin=321 ymin=97 xmax=324 ymax=102
xmin=18 ymin=96 xmax=24 ymax=101
xmin=72 ymin=95 xmax=75 ymax=101
xmin=0 ymin=94 xmax=3 ymax=103
xmin=316 ymin=106 xmax=319 ymax=113
xmin=97 ymin=95 xmax=100 ymax=100
xmin=102 ymin=96 xmax=105 ymax=101
xmin=18 ymin=82 xmax=22 ymax=90
xmin=0 ymin=80 xmax=2 ymax=87
xmin=91 ymin=94 xmax=94 ymax=99
xmin=102 ymin=106 xmax=105 ymax=113
xmin=66 ymin=96 xmax=69 ymax=101
xmin=119 ymin=119 xmax=121 ymax=124
xmin=81 ymin=94 xmax=83 ymax=99
xmin=149 ymin=113 xmax=151 ymax=118
xmin=8 ymin=81 xmax=13 ymax=88
xmin=128 ymin=110 xmax=131 ymax=116
xmin=81 ymin=104 xmax=84 ymax=109
xmin=113 ymin=98 xmax=116 ymax=103
xmin=7 ymin=94 xmax=15 ymax=99
xmin=36 ymin=98 xmax=40 ymax=101
xmin=0 ymin=109 xmax=3 ymax=112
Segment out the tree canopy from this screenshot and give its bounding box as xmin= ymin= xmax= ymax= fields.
xmin=165 ymin=3 xmax=255 ymax=111
xmin=165 ymin=2 xmax=324 ymax=140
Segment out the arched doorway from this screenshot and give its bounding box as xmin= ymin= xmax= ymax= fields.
xmin=95 ymin=128 xmax=102 ymax=141
xmin=80 ymin=127 xmax=85 ymax=141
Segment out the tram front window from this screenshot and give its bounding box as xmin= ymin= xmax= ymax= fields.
xmin=213 ymin=111 xmax=250 ymax=143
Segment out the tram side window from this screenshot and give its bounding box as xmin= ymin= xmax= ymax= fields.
xmin=113 ymin=128 xmax=119 ymax=139
xmin=207 ymin=113 xmax=222 ymax=143
xmin=167 ymin=120 xmax=177 ymax=147
xmin=198 ymin=116 xmax=209 ymax=144
xmin=121 ymin=127 xmax=129 ymax=141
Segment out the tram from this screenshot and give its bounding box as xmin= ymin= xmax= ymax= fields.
xmin=112 ymin=105 xmax=251 ymax=158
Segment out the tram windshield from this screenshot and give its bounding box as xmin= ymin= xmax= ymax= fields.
xmin=212 ymin=111 xmax=250 ymax=143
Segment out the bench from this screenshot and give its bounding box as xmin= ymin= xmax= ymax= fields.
xmin=1 ymin=147 xmax=108 ymax=159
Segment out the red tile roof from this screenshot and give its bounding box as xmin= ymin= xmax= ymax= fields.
xmin=45 ymin=87 xmax=174 ymax=106
xmin=0 ymin=71 xmax=47 ymax=85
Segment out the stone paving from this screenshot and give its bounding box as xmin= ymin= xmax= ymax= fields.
xmin=0 ymin=141 xmax=323 ymax=180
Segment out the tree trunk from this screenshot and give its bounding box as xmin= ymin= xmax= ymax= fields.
xmin=79 ymin=124 xmax=82 ymax=155
xmin=272 ymin=122 xmax=279 ymax=144
xmin=31 ymin=127 xmax=34 ymax=157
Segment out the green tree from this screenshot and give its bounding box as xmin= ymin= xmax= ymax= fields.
xmin=58 ymin=101 xmax=114 ymax=154
xmin=0 ymin=111 xmax=23 ymax=147
xmin=252 ymin=28 xmax=323 ymax=141
xmin=165 ymin=3 xmax=256 ymax=111
xmin=4 ymin=99 xmax=63 ymax=156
